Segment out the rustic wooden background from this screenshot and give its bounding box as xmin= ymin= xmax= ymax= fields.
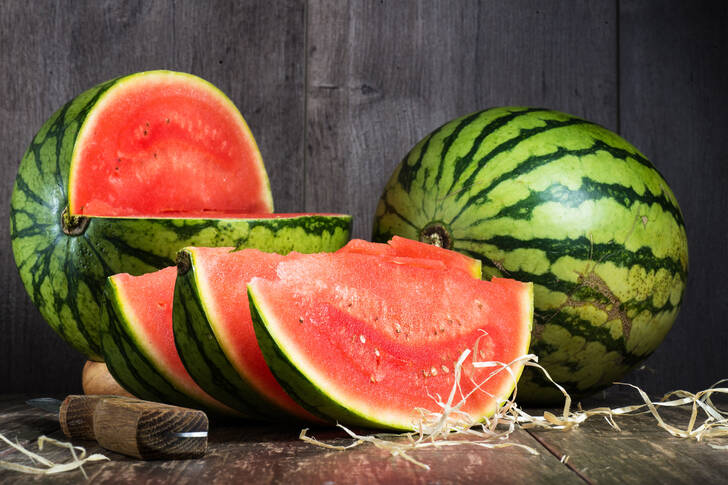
xmin=0 ymin=0 xmax=725 ymax=397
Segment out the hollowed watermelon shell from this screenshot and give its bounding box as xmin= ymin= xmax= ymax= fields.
xmin=9 ymin=70 xmax=352 ymax=359
xmin=248 ymin=249 xmax=533 ymax=430
xmin=102 ymin=267 xmax=238 ymax=416
xmin=172 ymin=239 xmax=484 ymax=421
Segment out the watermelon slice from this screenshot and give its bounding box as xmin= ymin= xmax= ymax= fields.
xmin=173 ymin=239 xmax=485 ymax=420
xmin=102 ymin=267 xmax=239 ymax=416
xmin=248 ymin=251 xmax=533 ymax=430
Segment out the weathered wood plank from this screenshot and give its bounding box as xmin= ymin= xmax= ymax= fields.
xmin=528 ymin=406 xmax=728 ymax=484
xmin=618 ymin=0 xmax=728 ymax=394
xmin=173 ymin=0 xmax=307 ymax=212
xmin=305 ymin=0 xmax=617 ymax=238
xmin=0 ymin=399 xmax=578 ymax=484
xmin=0 ymin=0 xmax=305 ymax=394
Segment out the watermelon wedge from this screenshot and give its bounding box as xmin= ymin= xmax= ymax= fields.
xmin=101 ymin=267 xmax=239 ymax=416
xmin=248 ymin=251 xmax=533 ymax=430
xmin=172 ymin=239 xmax=484 ymax=420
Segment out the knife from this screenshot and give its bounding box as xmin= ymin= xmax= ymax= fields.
xmin=27 ymin=395 xmax=208 ymax=460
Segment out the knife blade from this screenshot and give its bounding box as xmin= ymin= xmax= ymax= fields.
xmin=27 ymin=395 xmax=208 ymax=460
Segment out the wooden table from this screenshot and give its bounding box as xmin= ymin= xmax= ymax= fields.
xmin=1 ymin=392 xmax=726 ymax=484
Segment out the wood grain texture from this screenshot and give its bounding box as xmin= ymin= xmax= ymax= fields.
xmin=0 ymin=396 xmax=579 ymax=484
xmin=305 ymin=0 xmax=617 ymax=238
xmin=91 ymin=396 xmax=208 ymax=460
xmin=3 ymin=395 xmax=728 ymax=483
xmin=82 ymin=361 xmax=135 ymax=398
xmin=528 ymin=406 xmax=728 ymax=485
xmin=618 ymin=0 xmax=728 ymax=394
xmin=0 ymin=0 xmax=305 ymax=394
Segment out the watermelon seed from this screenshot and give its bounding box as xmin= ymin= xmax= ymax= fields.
xmin=359 ymin=335 xmax=366 ymax=344
xmin=422 ymin=369 xmax=430 ymax=377
xmin=298 ymin=317 xmax=304 ymax=324
xmin=430 ymin=367 xmax=438 ymax=376
xmin=370 ymin=375 xmax=376 ymax=383
xmin=374 ymin=349 xmax=380 ymax=357
xmin=165 ymin=118 xmax=170 ymax=124
xmin=395 ymin=323 xmax=402 ymax=333
xmin=441 ymin=365 xmax=449 ymax=374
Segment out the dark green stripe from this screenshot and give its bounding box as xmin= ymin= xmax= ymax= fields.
xmin=397 ymin=127 xmax=443 ymax=193
xmin=486 ymin=177 xmax=685 ymax=229
xmin=432 ymin=110 xmax=489 ymax=188
xmin=437 ymin=108 xmax=548 ymax=190
xmin=448 ymin=140 xmax=666 ymax=226
xmin=446 ymin=117 xmax=594 ymax=201
xmin=173 ymin=267 xmax=278 ymax=419
xmin=379 ymin=194 xmax=419 ymax=231
xmin=455 ymin=234 xmax=686 ymax=279
xmin=102 ymin=289 xmax=192 ymax=406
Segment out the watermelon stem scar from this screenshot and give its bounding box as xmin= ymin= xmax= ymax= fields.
xmin=176 ymin=250 xmax=192 ymax=276
xmin=61 ymin=206 xmax=90 ymax=236
xmin=420 ymin=222 xmax=452 ymax=249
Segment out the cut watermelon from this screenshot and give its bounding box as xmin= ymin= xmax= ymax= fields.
xmin=11 ymin=69 xmax=355 ymax=361
xmin=102 ymin=267 xmax=239 ymax=416
xmin=248 ymin=251 xmax=533 ymax=430
xmin=69 ymin=71 xmax=272 ymax=217
xmin=173 ymin=239 xmax=485 ymax=420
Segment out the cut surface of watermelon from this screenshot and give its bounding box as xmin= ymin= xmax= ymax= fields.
xmin=173 ymin=239 xmax=484 ymax=420
xmin=338 ymin=236 xmax=481 ymax=278
xmin=248 ymin=249 xmax=533 ymax=430
xmin=103 ymin=267 xmax=237 ymax=415
xmin=69 ymin=70 xmax=272 ymax=217
xmin=176 ymin=246 xmax=315 ymax=420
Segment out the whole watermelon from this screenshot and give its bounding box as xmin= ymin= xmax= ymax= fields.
xmin=372 ymin=107 xmax=688 ymax=404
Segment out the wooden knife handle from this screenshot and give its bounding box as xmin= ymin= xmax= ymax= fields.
xmin=59 ymin=395 xmax=208 ymax=460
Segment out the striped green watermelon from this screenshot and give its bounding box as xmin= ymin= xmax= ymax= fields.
xmin=172 ymin=238 xmax=481 ymax=421
xmin=248 ymin=246 xmax=533 ymax=429
xmin=101 ymin=267 xmax=239 ymax=416
xmin=9 ymin=70 xmax=352 ymax=360
xmin=372 ymin=107 xmax=688 ymax=404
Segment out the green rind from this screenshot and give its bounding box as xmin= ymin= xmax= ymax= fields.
xmin=372 ymin=106 xmax=688 ymax=404
xmin=172 ymin=218 xmax=351 ymax=420
xmin=11 ymin=207 xmax=351 ymax=360
xmin=101 ymin=277 xmax=238 ymax=416
xmin=11 ymin=78 xmax=122 ymax=360
xmin=9 ymin=71 xmax=283 ymax=360
xmin=100 ymin=280 xmax=206 ymax=409
xmin=247 ymin=287 xmax=384 ymax=429
xmin=173 ymin=262 xmax=281 ymax=419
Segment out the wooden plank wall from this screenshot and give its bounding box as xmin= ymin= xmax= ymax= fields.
xmin=0 ymin=0 xmax=725 ymax=397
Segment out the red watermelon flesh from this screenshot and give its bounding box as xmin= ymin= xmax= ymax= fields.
xmin=338 ymin=236 xmax=481 ymax=278
xmin=69 ymin=71 xmax=272 ymax=217
xmin=108 ymin=267 xmax=235 ymax=414
xmin=186 ymin=246 xmax=312 ymax=419
xmin=248 ymin=251 xmax=533 ymax=430
xmin=185 ymin=239 xmax=484 ymax=419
